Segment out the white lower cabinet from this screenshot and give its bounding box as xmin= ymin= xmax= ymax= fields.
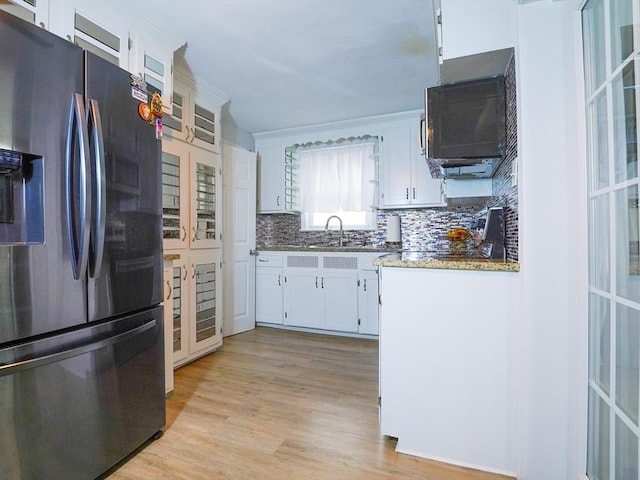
xmin=357 ymin=271 xmax=379 ymax=335
xmin=283 ymin=269 xmax=325 ymax=329
xmin=283 ymin=268 xmax=358 ymax=332
xmin=256 ymin=251 xmax=379 ymax=336
xmin=321 ymin=271 xmax=359 ymax=332
xmin=255 ymin=254 xmax=284 ymax=325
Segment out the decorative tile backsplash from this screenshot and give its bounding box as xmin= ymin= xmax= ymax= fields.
xmin=488 ymin=54 xmax=518 ymax=262
xmin=257 ymin=57 xmax=519 ymax=262
xmin=257 ymin=207 xmax=483 ymax=252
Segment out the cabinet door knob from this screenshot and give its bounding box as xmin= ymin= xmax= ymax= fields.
xmin=165 ymin=280 xmax=172 ymax=300
xmin=249 ymin=249 xmax=258 ymax=256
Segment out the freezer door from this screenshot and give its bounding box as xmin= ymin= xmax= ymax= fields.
xmin=0 ymin=11 xmax=88 ymax=343
xmin=0 ymin=306 xmax=166 ymax=480
xmin=85 ymin=52 xmax=164 ymax=321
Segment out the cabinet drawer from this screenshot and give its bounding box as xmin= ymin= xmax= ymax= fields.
xmin=256 ymin=253 xmax=283 ymax=267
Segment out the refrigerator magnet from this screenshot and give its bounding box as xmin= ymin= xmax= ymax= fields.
xmin=131 ymin=86 xmax=149 ymax=104
xmin=138 ymin=102 xmax=152 ymax=122
xmin=155 ymin=118 xmax=164 ymax=139
xmin=149 ymin=92 xmax=163 ymax=120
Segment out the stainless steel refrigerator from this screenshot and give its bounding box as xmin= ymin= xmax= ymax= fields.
xmin=0 ymin=11 xmax=165 ymax=480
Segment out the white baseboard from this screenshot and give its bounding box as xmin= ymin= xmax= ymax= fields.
xmin=395 ymin=444 xmax=518 ymax=479
xmin=256 ymin=322 xmax=378 ymax=340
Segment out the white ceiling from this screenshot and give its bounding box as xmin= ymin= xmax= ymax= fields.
xmin=138 ymin=0 xmax=439 ymax=135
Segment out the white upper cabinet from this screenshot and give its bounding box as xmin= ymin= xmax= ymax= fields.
xmin=437 ymin=0 xmax=515 ymax=62
xmin=256 ymin=139 xmax=287 ymax=213
xmin=1 ymin=0 xmax=49 ymax=28
xmin=44 ymin=0 xmax=181 ymax=111
xmin=129 ymin=30 xmax=178 ymax=115
xmin=255 ymin=138 xmax=298 ymax=214
xmin=255 ymin=111 xmax=445 ymax=213
xmin=163 ymin=71 xmax=225 ymax=154
xmin=50 ymin=3 xmax=129 ymax=67
xmin=256 ymin=140 xmax=282 ymax=213
xmin=380 ymin=117 xmax=444 ymax=208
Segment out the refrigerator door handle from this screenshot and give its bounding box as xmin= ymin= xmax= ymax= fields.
xmin=87 ymin=99 xmax=106 ymax=278
xmin=0 ymin=319 xmax=157 ymax=378
xmin=65 ymin=93 xmax=92 ymax=280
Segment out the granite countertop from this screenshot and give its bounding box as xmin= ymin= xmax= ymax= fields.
xmin=374 ymin=251 xmax=520 ymax=272
xmin=257 ymin=246 xmax=519 ymax=272
xmin=257 ymin=245 xmax=400 ymax=253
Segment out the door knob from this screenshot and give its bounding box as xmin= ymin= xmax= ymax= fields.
xmin=249 ymin=249 xmax=258 ymax=256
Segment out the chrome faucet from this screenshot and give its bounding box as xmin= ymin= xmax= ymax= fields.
xmin=324 ymin=215 xmax=344 ymax=247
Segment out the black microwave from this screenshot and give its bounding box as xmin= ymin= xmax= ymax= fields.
xmin=427 ymin=76 xmax=506 ymax=161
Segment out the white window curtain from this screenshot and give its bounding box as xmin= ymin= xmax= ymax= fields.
xmin=298 ymin=141 xmax=376 ymax=217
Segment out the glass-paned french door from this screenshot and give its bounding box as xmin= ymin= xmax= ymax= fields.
xmin=583 ymin=1 xmax=640 ymax=479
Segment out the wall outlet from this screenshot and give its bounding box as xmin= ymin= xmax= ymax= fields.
xmin=511 ymin=158 xmax=518 ymax=187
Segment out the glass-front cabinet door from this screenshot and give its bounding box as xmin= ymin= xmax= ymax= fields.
xmin=161 ymin=140 xmax=189 ymax=250
xmin=161 ymin=141 xmax=220 ymax=251
xmin=583 ymin=1 xmax=640 ymax=479
xmin=168 ymin=259 xmax=188 ymax=365
xmin=0 ymin=0 xmax=48 ymax=27
xmin=189 ymin=149 xmax=220 ymax=249
xmin=188 ymin=250 xmax=222 ymax=354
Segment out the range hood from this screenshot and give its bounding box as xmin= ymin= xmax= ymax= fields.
xmin=429 ymin=157 xmax=502 ymax=179
xmin=426 ymin=47 xmax=514 ymax=179
xmin=440 ymin=47 xmax=514 ymax=85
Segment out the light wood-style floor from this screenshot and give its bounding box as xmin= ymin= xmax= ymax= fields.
xmin=107 ymin=327 xmax=514 ymax=480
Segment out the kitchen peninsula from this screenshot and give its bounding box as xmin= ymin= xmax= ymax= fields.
xmin=377 ymin=256 xmax=519 ymax=476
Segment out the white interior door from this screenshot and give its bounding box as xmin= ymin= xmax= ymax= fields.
xmin=222 ymin=142 xmax=257 ymax=336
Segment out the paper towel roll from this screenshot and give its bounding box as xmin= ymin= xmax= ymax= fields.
xmin=386 ymin=215 xmax=401 ymax=243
